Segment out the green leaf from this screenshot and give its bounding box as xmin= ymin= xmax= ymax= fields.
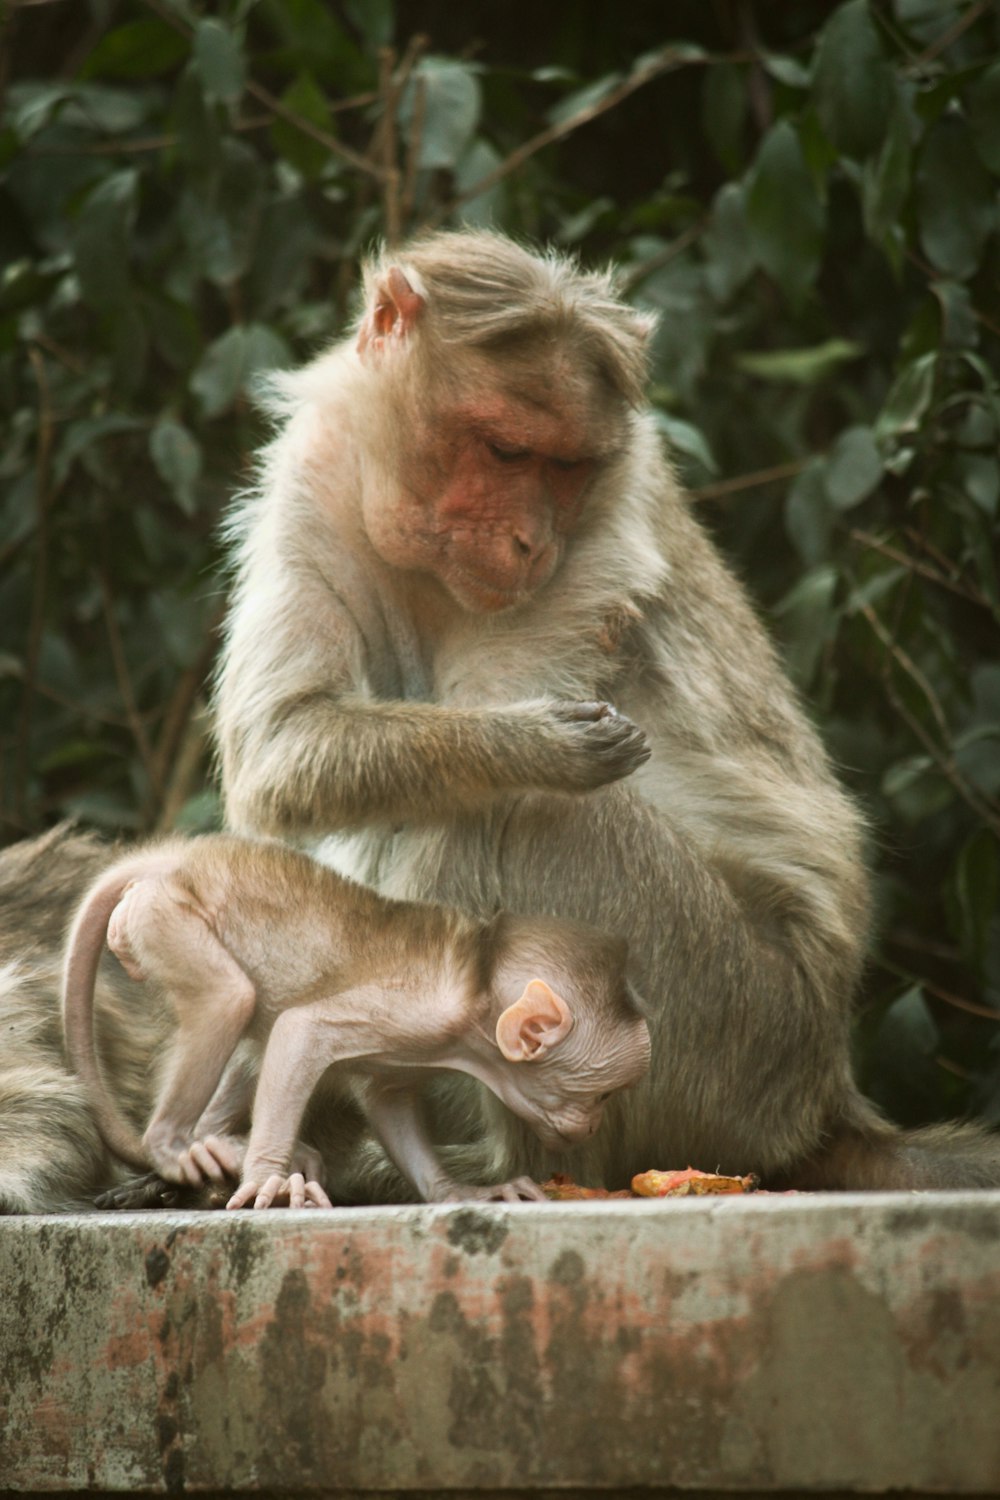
xmin=784 ymin=459 xmax=833 ymax=565
xmin=190 ymin=323 xmax=291 ymax=417
xmin=876 ymin=353 xmax=937 ymax=437
xmin=958 ymin=454 xmax=999 ymax=515
xmin=745 ymin=120 xmax=824 ymax=307
xmin=401 ymin=58 xmax=481 ymax=171
xmin=822 ymin=425 xmax=883 ymax=510
xmin=916 ymin=116 xmax=995 ymax=279
xmin=882 ymin=756 xmax=952 ymax=821
xmin=702 ymin=63 xmax=746 ymax=172
xmin=763 ymin=55 xmax=811 ymax=89
xmin=194 ymin=19 xmax=245 ymax=107
xmin=968 ymin=59 xmax=1000 ymax=174
xmin=930 ymin=280 xmax=978 ymax=351
xmin=812 ymin=0 xmax=894 ymax=160
xmin=556 ymin=196 xmax=615 ymax=245
xmin=547 ymin=73 xmax=622 ymax=129
xmin=879 ymin=986 xmax=939 ymax=1054
xmin=773 ymin=564 xmax=838 ymax=688
xmin=179 ymin=139 xmax=264 ymax=286
xmin=453 ymin=138 xmax=505 ymax=224
xmin=736 ymin=339 xmax=863 ymax=385
xmin=71 ymin=169 xmax=138 ymax=310
xmin=861 ymin=98 xmax=912 ymax=249
xmin=80 ymin=19 xmax=189 ymax=80
xmin=54 ymin=414 xmax=143 ymax=486
xmin=271 ymin=72 xmax=336 ymax=180
xmin=653 ymin=413 xmax=717 ymax=475
xmin=150 ymin=420 xmax=202 ymax=516
xmin=703 ymin=181 xmax=754 ymax=302
xmin=342 ymin=0 xmax=394 ymax=50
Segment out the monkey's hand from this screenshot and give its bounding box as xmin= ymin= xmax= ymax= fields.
xmin=227 ymin=1172 xmax=333 ymax=1211
xmin=428 ymin=1175 xmax=549 ymax=1204
xmin=173 ymin=1133 xmax=246 ymax=1187
xmin=540 ymin=701 xmax=650 ymax=791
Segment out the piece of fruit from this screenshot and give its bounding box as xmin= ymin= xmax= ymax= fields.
xmin=631 ymin=1166 xmax=759 ymax=1197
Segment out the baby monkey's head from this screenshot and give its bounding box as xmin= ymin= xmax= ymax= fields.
xmin=479 ymin=912 xmax=650 ymax=1151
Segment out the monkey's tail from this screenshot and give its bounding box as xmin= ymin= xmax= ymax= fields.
xmin=60 ymin=855 xmax=173 ymax=1173
xmin=783 ymin=1098 xmax=1000 ymax=1191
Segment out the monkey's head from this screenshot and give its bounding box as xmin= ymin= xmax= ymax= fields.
xmin=483 ymin=915 xmax=651 ymax=1150
xmin=354 ymin=230 xmax=655 ymax=615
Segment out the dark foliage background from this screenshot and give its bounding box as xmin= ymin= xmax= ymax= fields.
xmin=2 ymin=0 xmax=999 ymax=1127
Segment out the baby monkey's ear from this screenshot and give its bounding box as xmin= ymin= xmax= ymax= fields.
xmin=496 ymin=979 xmax=574 ymax=1063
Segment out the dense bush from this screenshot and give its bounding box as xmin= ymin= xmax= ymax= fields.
xmin=1 ymin=0 xmax=998 ymax=1126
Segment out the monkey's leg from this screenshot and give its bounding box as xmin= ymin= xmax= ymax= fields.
xmin=109 ymin=878 xmax=255 ymax=1185
xmin=228 ymin=1001 xmax=343 ymax=1210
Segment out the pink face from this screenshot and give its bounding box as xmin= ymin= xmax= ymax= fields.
xmin=367 ymin=387 xmax=611 ymax=613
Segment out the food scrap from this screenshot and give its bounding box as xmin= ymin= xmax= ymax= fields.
xmin=542 ymin=1167 xmax=762 ymax=1200
xmin=632 ymin=1166 xmax=759 ymax=1197
xmin=542 ymin=1173 xmax=633 ymax=1200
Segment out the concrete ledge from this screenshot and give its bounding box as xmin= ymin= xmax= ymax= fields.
xmin=2 ymin=1193 xmax=999 ymax=1494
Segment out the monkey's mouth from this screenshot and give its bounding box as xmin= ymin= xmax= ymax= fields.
xmin=448 ymin=572 xmax=533 ymax=614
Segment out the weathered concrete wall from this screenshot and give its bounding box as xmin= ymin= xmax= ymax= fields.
xmin=1 ymin=1193 xmax=999 ymax=1494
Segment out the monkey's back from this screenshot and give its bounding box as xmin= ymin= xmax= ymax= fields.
xmin=172 ymin=834 xmax=463 ymax=1017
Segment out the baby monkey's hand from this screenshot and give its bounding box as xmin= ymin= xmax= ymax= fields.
xmin=227 ymin=1171 xmax=333 ymax=1211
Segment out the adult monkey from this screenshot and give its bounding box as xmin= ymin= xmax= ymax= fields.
xmin=213 ymin=226 xmax=1000 ymax=1197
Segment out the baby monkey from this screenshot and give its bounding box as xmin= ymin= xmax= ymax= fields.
xmin=61 ymin=835 xmax=650 ymax=1209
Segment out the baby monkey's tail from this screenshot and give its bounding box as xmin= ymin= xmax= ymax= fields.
xmin=61 ymin=852 xmax=176 ymax=1172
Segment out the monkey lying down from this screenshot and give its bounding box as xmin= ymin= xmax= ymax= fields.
xmin=61 ymin=832 xmax=651 ymax=1210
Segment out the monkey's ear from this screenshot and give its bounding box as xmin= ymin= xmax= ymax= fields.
xmin=356 ymin=267 xmax=425 ymax=359
xmin=496 ymin=979 xmax=574 ymax=1063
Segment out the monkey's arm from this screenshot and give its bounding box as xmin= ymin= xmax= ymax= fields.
xmin=360 ymin=1079 xmax=546 ymax=1203
xmin=216 ymin=581 xmax=647 ymax=836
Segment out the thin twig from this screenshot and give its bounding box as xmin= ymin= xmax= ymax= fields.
xmin=434 ymin=45 xmax=724 ymax=226
xmin=692 ymin=458 xmax=808 ymax=503
xmin=619 ymin=217 xmax=709 ymax=296
xmin=860 ymin=602 xmax=1000 ymax=835
xmin=399 ymin=73 xmax=427 ymax=232
xmin=154 ymin=699 xmax=211 ymax=833
xmin=378 ymin=48 xmax=402 ymax=246
xmin=914 ymin=0 xmax=991 ymax=64
xmin=860 ymin=601 xmax=951 ymax=744
xmin=848 ymin=527 xmax=992 ymax=610
xmin=874 ymin=954 xmax=1000 ymax=1023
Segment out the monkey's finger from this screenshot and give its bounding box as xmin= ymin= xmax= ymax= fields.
xmin=186 ymin=1140 xmax=227 ymax=1183
xmin=226 ymin=1181 xmax=260 ymax=1210
xmin=254 ymin=1174 xmax=285 ymax=1210
xmin=287 ymin=1172 xmax=307 ymax=1209
xmin=202 ymin=1134 xmax=243 ymax=1176
xmin=176 ymin=1149 xmax=207 ymax=1187
xmin=304 ymin=1180 xmax=334 ymax=1209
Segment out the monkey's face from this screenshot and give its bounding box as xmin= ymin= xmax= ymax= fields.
xmin=501 ymin=1012 xmax=651 ymax=1151
xmin=364 ymin=362 xmax=622 ymax=614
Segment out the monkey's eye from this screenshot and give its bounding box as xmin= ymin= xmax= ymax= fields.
xmin=598 ymin=1091 xmax=614 ymax=1103
xmin=487 ymin=441 xmax=530 ymax=463
xmin=551 ymin=456 xmax=585 ymax=472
